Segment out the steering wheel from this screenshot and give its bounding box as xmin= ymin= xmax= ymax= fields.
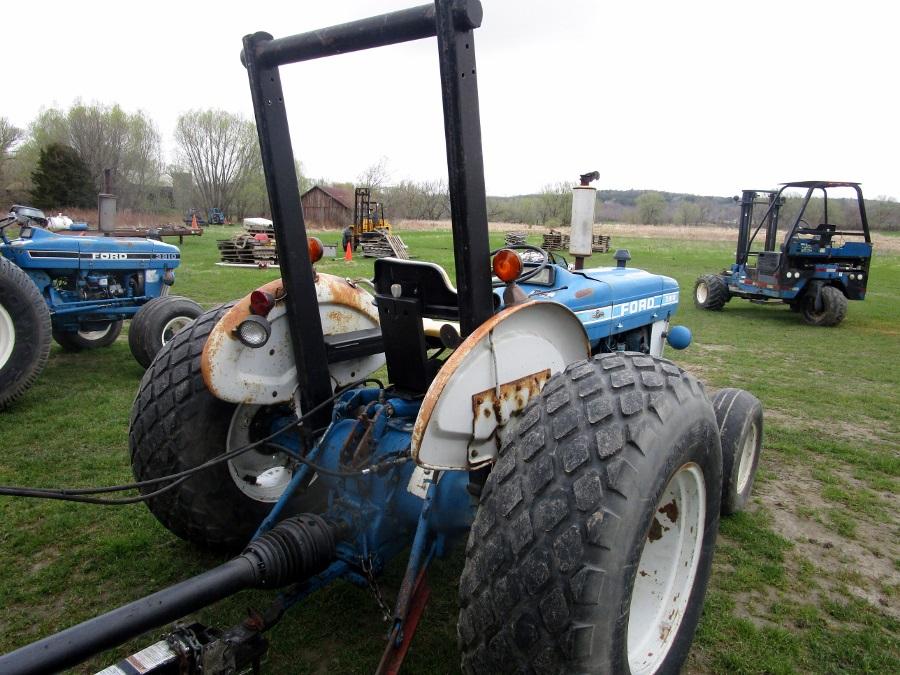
xmin=490 ymin=244 xmax=550 ymax=283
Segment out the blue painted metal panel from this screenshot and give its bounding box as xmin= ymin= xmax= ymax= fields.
xmin=496 ymin=262 xmax=681 ymax=350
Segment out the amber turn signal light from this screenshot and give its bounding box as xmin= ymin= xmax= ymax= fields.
xmin=308 ymin=236 xmax=324 ymax=263
xmin=492 ymin=249 xmax=523 ymax=283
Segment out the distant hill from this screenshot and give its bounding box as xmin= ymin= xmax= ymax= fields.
xmin=484 ymin=188 xmax=900 ymax=231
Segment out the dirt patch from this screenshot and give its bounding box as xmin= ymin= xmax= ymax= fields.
xmin=752 ymin=455 xmax=899 ymax=619
xmin=764 ymin=407 xmax=893 ymax=445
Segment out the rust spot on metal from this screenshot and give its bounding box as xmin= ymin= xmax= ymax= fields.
xmin=575 ymin=288 xmax=593 ymax=298
xmin=410 ymin=301 xmax=590 ymax=464
xmin=201 ymin=272 xmax=376 ymax=398
xmin=470 ymin=368 xmax=551 ymax=431
xmin=201 ymin=277 xmax=284 ymax=392
xmin=658 ymin=499 xmax=679 ymax=524
xmin=648 ymin=517 xmax=664 ymax=542
xmin=659 ymin=621 xmax=673 ymax=643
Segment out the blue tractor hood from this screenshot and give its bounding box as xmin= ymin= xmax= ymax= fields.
xmin=3 ymin=227 xmax=181 ymax=272
xmin=505 ymin=262 xmax=682 ymax=351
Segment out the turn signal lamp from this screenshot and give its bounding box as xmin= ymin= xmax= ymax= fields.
xmin=308 ymin=237 xmax=324 ymax=264
xmin=249 ymin=290 xmax=276 ymax=317
xmin=492 ymin=249 xmax=523 ymax=283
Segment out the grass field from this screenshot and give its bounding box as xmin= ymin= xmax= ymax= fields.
xmin=1 ymin=224 xmax=898 ymax=674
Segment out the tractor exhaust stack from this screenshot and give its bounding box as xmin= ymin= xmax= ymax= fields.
xmin=0 ymin=515 xmax=339 ymax=675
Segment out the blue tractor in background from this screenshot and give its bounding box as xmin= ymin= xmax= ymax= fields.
xmin=0 ymin=205 xmax=202 ymax=409
xmin=695 ymin=181 xmax=873 ymax=326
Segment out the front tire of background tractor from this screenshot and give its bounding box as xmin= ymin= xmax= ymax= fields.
xmin=53 ymin=320 xmax=123 ymax=350
xmin=0 ymin=257 xmax=52 ymax=410
xmin=801 ymin=285 xmax=847 ymax=327
xmin=694 ymin=274 xmax=729 ymax=311
xmin=130 ymin=303 xmax=325 ymax=550
xmin=128 ymin=295 xmax=204 ymax=369
xmin=712 ymin=388 xmax=763 ymax=516
xmin=458 ymin=353 xmax=722 ymax=675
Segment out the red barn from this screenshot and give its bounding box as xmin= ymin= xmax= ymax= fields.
xmin=300 ymin=185 xmax=354 ymax=228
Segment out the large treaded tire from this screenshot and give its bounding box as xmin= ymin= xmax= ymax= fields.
xmin=130 ymin=303 xmax=323 ymax=550
xmin=53 ymin=320 xmax=123 ymax=350
xmin=694 ymin=274 xmax=729 ymax=311
xmin=458 ymin=353 xmax=722 ymax=674
xmin=801 ymin=285 xmax=847 ymax=326
xmin=712 ymin=388 xmax=763 ymax=516
xmin=128 ymin=295 xmax=203 ymax=369
xmin=0 ymin=257 xmax=51 ymax=410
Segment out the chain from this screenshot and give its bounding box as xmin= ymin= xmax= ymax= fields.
xmin=361 ymin=555 xmax=393 ymax=623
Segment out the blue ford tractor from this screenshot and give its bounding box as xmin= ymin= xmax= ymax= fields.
xmin=0 ymin=2 xmax=765 ymax=674
xmin=0 ymin=205 xmax=202 ymax=409
xmin=694 ymin=181 xmax=873 ymax=326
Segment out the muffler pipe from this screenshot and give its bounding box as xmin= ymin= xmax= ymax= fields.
xmin=0 ymin=514 xmax=338 ymax=675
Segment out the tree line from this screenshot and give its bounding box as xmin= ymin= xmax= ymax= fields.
xmin=2 ymin=104 xmax=898 ymax=230
xmin=0 ymin=104 xmax=268 ymax=220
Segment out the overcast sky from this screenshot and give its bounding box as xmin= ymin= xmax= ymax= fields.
xmin=5 ymin=0 xmax=898 ymax=199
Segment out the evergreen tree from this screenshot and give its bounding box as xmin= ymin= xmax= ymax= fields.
xmin=30 ymin=143 xmax=96 ymax=208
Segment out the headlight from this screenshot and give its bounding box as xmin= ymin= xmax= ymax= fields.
xmin=235 ymin=315 xmax=271 ymax=348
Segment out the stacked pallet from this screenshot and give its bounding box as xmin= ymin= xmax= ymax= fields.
xmin=541 ymin=230 xmax=570 ymax=251
xmin=361 ymin=233 xmax=409 ymax=259
xmin=216 ymin=234 xmax=279 ymax=266
xmin=592 ymin=234 xmax=611 ymax=253
xmin=505 ymin=231 xmax=527 ymax=246
xmin=242 ymin=217 xmax=275 ymax=235
xmin=540 ymin=230 xmax=611 ymax=253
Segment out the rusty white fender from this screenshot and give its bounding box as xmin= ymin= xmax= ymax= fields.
xmin=201 ymin=274 xmax=385 ymax=405
xmin=412 ymin=301 xmax=590 ymax=471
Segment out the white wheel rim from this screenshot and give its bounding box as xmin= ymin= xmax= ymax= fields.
xmin=0 ymin=303 xmax=15 ymax=370
xmin=736 ymin=422 xmax=758 ymax=494
xmin=77 ymin=324 xmax=113 ymax=341
xmin=226 ymin=403 xmax=294 ymax=502
xmin=696 ymin=283 xmax=708 ymax=304
xmin=160 ymin=315 xmax=193 ymax=346
xmin=628 ymin=463 xmax=706 ymax=675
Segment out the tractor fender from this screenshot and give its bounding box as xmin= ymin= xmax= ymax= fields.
xmin=201 ymin=274 xmax=384 ymax=405
xmin=412 ymin=301 xmax=590 ymax=471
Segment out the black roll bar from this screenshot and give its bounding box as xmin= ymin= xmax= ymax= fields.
xmin=241 ymin=0 xmax=492 ymax=427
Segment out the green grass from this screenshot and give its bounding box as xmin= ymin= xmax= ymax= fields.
xmin=1 ymin=225 xmax=898 ymax=673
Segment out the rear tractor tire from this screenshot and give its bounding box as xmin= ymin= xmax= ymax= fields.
xmin=712 ymin=388 xmax=763 ymax=515
xmin=694 ymin=274 xmax=730 ymax=311
xmin=801 ymin=285 xmax=847 ymax=327
xmin=458 ymin=352 xmax=722 ymax=674
xmin=0 ymin=257 xmax=52 ymax=410
xmin=128 ymin=295 xmax=203 ymax=369
xmin=130 ymin=303 xmax=325 ymax=550
xmin=52 ymin=320 xmax=123 ymax=351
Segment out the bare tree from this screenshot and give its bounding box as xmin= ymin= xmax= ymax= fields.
xmin=385 ymin=179 xmax=449 ymax=220
xmin=0 ymin=118 xmax=23 ymax=188
xmin=636 ymin=191 xmax=666 ymax=225
xmin=12 ymin=104 xmax=163 ymax=210
xmin=175 ymin=110 xmax=259 ymax=216
xmin=121 ymin=112 xmax=163 ymax=210
xmin=534 ymin=182 xmax=571 ymax=226
xmin=357 ymin=156 xmax=390 ymax=195
xmin=67 ymin=102 xmax=130 ymax=191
